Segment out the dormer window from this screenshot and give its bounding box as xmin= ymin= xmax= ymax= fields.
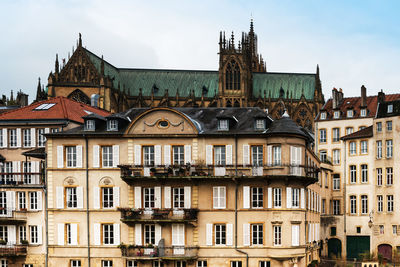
xmin=360 ymin=109 xmax=367 ymax=117
xmin=387 ymin=104 xmax=393 ymax=113
xmin=320 ymin=112 xmax=326 ymax=120
xmin=255 ymin=119 xmax=266 ymax=130
xmin=333 ymin=111 xmax=340 ymax=119
xmin=107 ymin=120 xmax=118 ymax=131
xmin=347 ymin=110 xmax=353 ymax=118
xmin=85 ymin=120 xmax=95 ymax=131
xmin=218 ymin=119 xmax=229 ymax=131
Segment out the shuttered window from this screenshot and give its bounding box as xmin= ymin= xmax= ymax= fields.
xmin=215 ymin=224 xmax=226 ymax=245
xmin=251 ymin=146 xmax=263 ymax=166
xmin=173 ymin=146 xmax=184 ymax=165
xmin=214 ymin=146 xmax=226 ymax=165
xmin=66 ymin=146 xmax=77 ymax=167
xmin=251 ymin=187 xmax=263 ymax=208
xmin=251 ymin=224 xmax=263 ymax=245
xmin=144 ymin=188 xmax=155 ymax=209
xmin=102 ymin=146 xmax=113 ymax=167
xmin=103 ymin=224 xmax=114 ymax=245
xmin=144 ymin=224 xmax=155 ymax=244
xmin=213 ymin=187 xmax=226 ymax=209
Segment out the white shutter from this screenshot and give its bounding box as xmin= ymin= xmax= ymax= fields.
xmin=184 ymin=145 xmax=192 ymax=164
xmin=135 ymin=224 xmax=142 ymax=245
xmin=292 ymin=225 xmax=300 ymax=246
xmin=33 ymin=161 xmax=40 ymax=184
xmin=308 ymin=189 xmax=311 ymax=210
xmin=155 ymin=186 xmax=161 ymax=209
xmin=94 ymin=223 xmax=101 ymax=245
xmin=37 ymin=225 xmax=43 ymax=244
xmin=37 ymin=191 xmax=43 ymax=210
xmin=172 ymin=224 xmax=178 ymax=245
xmin=2 ymin=129 xmax=7 ymax=147
xmin=77 ymin=187 xmax=83 ymax=209
xmin=226 ymin=223 xmax=233 ymax=246
xmin=7 ymin=191 xmax=15 ymax=211
xmin=8 ymin=225 xmax=16 ymax=245
xmin=16 ymin=128 xmax=21 ymax=147
xmin=184 ymin=186 xmax=191 ymax=209
xmin=57 ymin=146 xmax=64 ymax=168
xmin=114 ymin=223 xmax=120 ymax=245
xmin=300 ymin=188 xmax=305 ymax=209
xmin=286 ymin=187 xmax=292 ymax=209
xmin=243 ymin=145 xmax=250 ymax=166
xmin=267 ymin=145 xmax=272 ymax=165
xmin=267 ymin=187 xmax=272 ymax=208
xmin=93 ymin=145 xmax=100 ymax=168
xmin=16 ymin=161 xmax=21 ymax=183
xmin=206 ymin=145 xmax=213 ymax=165
xmin=112 ymin=145 xmax=119 ymax=167
xmin=155 ymin=145 xmax=161 ymax=166
xmin=243 ymin=186 xmax=250 ymax=209
xmin=155 ymin=224 xmax=162 ymax=245
xmin=226 ymin=145 xmax=232 ymax=165
xmin=56 ymin=186 xmax=64 ymax=209
xmin=164 ymin=186 xmax=171 ymax=209
xmin=76 ymin=145 xmax=83 ymax=168
xmin=134 ymin=145 xmax=141 ymax=165
xmin=134 ymin=187 xmax=142 ymax=209
xmin=114 ymin=187 xmax=120 ymax=208
xmin=311 ymin=191 xmax=314 ymax=211
xmin=93 ymin=187 xmax=100 ymax=209
xmin=71 ymin=223 xmax=78 ymax=245
xmin=164 ymin=145 xmax=171 ymax=165
xmin=31 ymin=128 xmax=36 ymax=147
xmin=206 ymin=223 xmax=213 ymax=246
xmin=45 ymin=128 xmax=50 ymax=134
xmin=243 ymin=223 xmax=250 ymax=246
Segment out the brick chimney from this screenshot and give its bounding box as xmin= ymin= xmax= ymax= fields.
xmin=332 ymin=88 xmax=338 ymax=109
xmin=378 ymin=90 xmax=385 ymax=104
xmin=361 ymin=85 xmax=367 ymax=107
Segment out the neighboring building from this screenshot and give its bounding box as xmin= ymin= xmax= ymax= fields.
xmin=0 ymin=97 xmax=109 ymax=267
xmin=45 ymin=21 xmax=325 ymax=130
xmin=46 ymin=107 xmax=321 ymax=267
xmin=0 ymin=90 xmax=29 ymax=114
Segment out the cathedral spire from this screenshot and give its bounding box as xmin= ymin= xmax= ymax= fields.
xmin=55 ymin=54 xmax=59 ymax=74
xmin=101 ymin=55 xmax=105 ymax=76
xmin=78 ymin=33 xmax=82 ymax=47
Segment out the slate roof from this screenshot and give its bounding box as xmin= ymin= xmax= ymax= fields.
xmin=341 ymin=126 xmax=373 ymax=141
xmin=22 ymin=147 xmax=46 ymax=160
xmin=376 ymin=100 xmax=400 ymax=118
xmin=265 ymin=114 xmax=310 ymax=139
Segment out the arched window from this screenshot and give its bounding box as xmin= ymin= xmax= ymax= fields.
xmin=225 ymin=60 xmax=240 ymax=90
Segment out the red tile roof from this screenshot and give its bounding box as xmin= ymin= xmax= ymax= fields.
xmin=341 ymin=125 xmax=373 ymax=140
xmin=0 ymin=97 xmax=110 ymax=123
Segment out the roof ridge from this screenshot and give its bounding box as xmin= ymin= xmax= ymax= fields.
xmin=0 ymin=96 xmax=60 ymax=119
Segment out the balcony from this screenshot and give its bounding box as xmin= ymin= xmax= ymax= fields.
xmin=119 ymin=208 xmax=198 ymax=225
xmin=121 ymin=245 xmax=198 ymax=260
xmin=0 ymin=208 xmax=27 ymax=223
xmin=0 ymin=245 xmax=28 ymax=257
xmin=0 ymin=171 xmax=43 ymax=187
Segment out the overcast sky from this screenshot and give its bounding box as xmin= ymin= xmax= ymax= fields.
xmin=1 ymin=0 xmax=400 ymax=103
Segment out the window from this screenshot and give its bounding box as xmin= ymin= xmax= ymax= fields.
xmin=9 ymin=129 xmax=17 ymax=147
xmin=30 ymin=225 xmax=38 ymax=244
xmin=360 ymin=141 xmax=368 ymax=154
xmin=386 ymin=140 xmax=393 ymax=158
xmin=85 ymin=120 xmax=95 ymax=131
xmin=273 ymin=188 xmax=281 ymax=208
xmin=349 ymin=142 xmax=356 ymax=155
xmin=213 ymin=186 xmax=226 ymax=209
xmin=377 ymin=168 xmax=382 ymax=186
xmin=52 ymin=128 xmax=59 ymax=133
xmin=255 ymin=119 xmax=265 ymax=130
xmin=292 ymin=188 xmax=300 ymax=208
xmin=361 ymin=164 xmax=368 ymax=183
xmin=103 ymin=224 xmax=114 ymax=245
xmin=144 ymin=224 xmax=155 ymax=244
xmin=273 ymin=146 xmax=281 ymax=166
xmin=18 ymin=192 xmax=26 ymax=210
xmin=225 ymin=60 xmax=240 ymax=90
xmin=376 ymin=141 xmax=382 ymax=158
xmin=319 ymin=150 xmax=327 ymax=162
xmin=0 ymin=192 xmax=6 ymax=216
xmin=377 ymin=195 xmax=383 ymax=212
xmin=320 ymin=112 xmax=326 ymax=120
xmin=0 ymin=129 xmax=2 ymax=147
xmin=214 ymin=146 xmax=226 ymax=165
xmin=387 ymin=121 xmax=392 ymax=131
xmin=102 ymin=187 xmax=114 ymax=208
xmin=356 ymin=227 xmax=361 ymax=234
xmin=347 ymin=110 xmax=353 ymax=118
xmin=0 ymin=226 xmax=8 ymax=242
xmin=231 ymin=261 xmax=242 ymax=267
xmin=153 ymin=262 xmax=164 ymax=267
xmin=71 ymin=260 xmax=81 ymax=267
xmin=349 ymin=165 xmax=356 ymax=183
xmin=361 ymin=195 xmax=368 ymax=214
xmin=379 ymin=225 xmax=384 ymax=234
xmin=259 ymin=262 xmax=271 ymax=267
xmin=333 ymin=174 xmax=340 ymax=190
xmin=176 ymin=261 xmax=187 ymax=267
xmin=173 ymin=146 xmax=184 ymax=165
xmin=218 ymin=119 xmax=229 ymax=131
xmin=197 ymin=261 xmax=207 ymax=267
xmin=66 ymin=187 xmax=77 ymax=208
xmin=127 ymin=260 xmax=137 ymax=267
xmin=386 ymin=167 xmax=393 ymax=185
xmin=215 ymin=224 xmax=226 ymax=245
xmin=173 ymin=187 xmax=184 ymax=209
xmin=387 ymin=195 xmax=394 ymax=212
xmin=251 ymin=187 xmax=263 ymax=208
xmin=350 ymin=196 xmax=357 ymax=214
xmin=376 ymin=122 xmax=382 ymax=132
xmin=102 ymin=260 xmax=113 ymax=267
xmin=143 ymin=146 xmax=155 ymax=166
xmin=66 ymin=146 xmax=77 ymax=167
xmin=23 ymin=129 xmax=31 ymax=147
xmin=393 ymin=225 xmax=398 ymax=235
xmin=144 ymin=188 xmax=155 ymax=209
xmin=332 ymin=128 xmax=340 ymax=142
xmin=0 ymin=259 xmax=7 ymax=267
xmin=23 ymin=161 xmax=32 ymax=184
xmin=330 ymin=227 xmax=336 ymax=236
xmin=29 ymin=191 xmax=38 ymax=210
xmin=346 ymin=127 xmax=354 ymax=135
xmin=102 ymin=146 xmax=113 ymax=167
xmin=359 ymin=126 xmax=366 ymax=130
xmin=66 ymin=223 xmax=73 ymax=245
xmin=251 ymin=146 xmax=263 ymax=166
xmin=273 ymin=225 xmax=281 ymax=246
xmin=360 ymin=109 xmax=366 ymax=117
xmin=251 ymin=224 xmax=263 ymax=245
xmin=333 ymin=111 xmax=340 ymax=119
xmin=19 ymin=225 xmax=26 ymax=243
xmin=319 ymin=129 xmax=326 ymax=143
xmin=37 ymin=128 xmax=46 ymax=147
xmin=332 ymin=149 xmax=340 ymax=165
xmin=333 ymin=200 xmax=340 ymax=215
xmin=388 ymin=104 xmax=393 ymax=113
xmin=107 ymin=120 xmax=118 ymax=131
xmin=322 ymin=199 xmax=326 ymax=214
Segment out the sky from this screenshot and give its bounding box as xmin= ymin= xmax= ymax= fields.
xmin=1 ymin=0 xmax=400 ymax=103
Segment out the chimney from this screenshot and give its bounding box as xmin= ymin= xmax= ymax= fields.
xmin=361 ymin=85 xmax=367 ymax=107
xmin=338 ymin=88 xmax=344 ymax=104
xmin=332 ymin=88 xmax=338 ymax=109
xmin=378 ymin=90 xmax=385 ymax=104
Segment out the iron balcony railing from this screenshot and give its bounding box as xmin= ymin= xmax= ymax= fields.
xmin=120 ymin=245 xmax=198 ymax=259
xmin=118 ymin=208 xmax=198 ymax=224
xmin=0 ymin=244 xmax=28 ymax=257
xmin=0 ymin=171 xmax=43 ymax=186
xmin=0 ymin=208 xmax=27 ymax=222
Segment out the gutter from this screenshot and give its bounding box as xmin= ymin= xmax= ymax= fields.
xmin=45 ymin=156 xmax=49 ymax=267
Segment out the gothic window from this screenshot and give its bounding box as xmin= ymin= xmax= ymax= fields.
xmin=68 ymin=89 xmax=90 ymax=104
xmin=225 ymin=60 xmax=240 ymax=90
xmin=74 ymin=64 xmax=87 ymax=82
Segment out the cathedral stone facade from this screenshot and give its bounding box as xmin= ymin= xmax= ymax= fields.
xmin=46 ymin=22 xmax=324 ymax=130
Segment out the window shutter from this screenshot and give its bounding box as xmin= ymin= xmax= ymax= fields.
xmin=267 ymin=187 xmax=272 ymax=208
xmin=311 ymin=191 xmax=314 ymax=211
xmin=286 ymin=187 xmax=292 ymax=209
xmin=135 ymin=224 xmax=142 ymax=245
xmin=76 ymin=145 xmax=83 ymax=168
xmin=8 ymin=225 xmax=16 ymax=245
xmin=206 ymin=145 xmax=213 ymax=165
xmin=184 ymin=186 xmax=191 ymax=209
xmin=16 ymin=161 xmax=21 ymax=184
xmin=292 ymin=225 xmax=299 ymax=246
xmin=243 ymin=223 xmax=250 ymax=246
xmin=93 ymin=145 xmax=100 ymax=168
xmin=114 ymin=223 xmax=120 ymax=245
xmin=155 ymin=224 xmax=162 ymax=245
xmin=308 ymin=189 xmax=311 ymax=210
xmin=7 ymin=191 xmax=16 ymax=211
xmin=57 ymin=146 xmax=64 ymax=168
xmin=37 ymin=225 xmax=43 ymax=244
xmin=155 ymin=145 xmax=161 ymax=166
xmin=206 ymin=224 xmax=213 ymax=246
xmin=226 ymin=223 xmax=233 ymax=246
xmin=112 ymin=145 xmax=119 ymax=167
xmin=226 ymin=145 xmax=232 ymax=165
xmin=184 ymin=145 xmax=192 ymax=164
xmin=134 ymin=145 xmax=141 ymax=166
xmin=164 ymin=145 xmax=171 ymax=165
xmin=300 ymin=188 xmax=305 ymax=209
xmin=37 ymin=191 xmax=43 ymax=210
xmin=94 ymin=223 xmax=101 ymax=245
xmin=164 ymin=186 xmax=171 ymax=209
xmin=178 ymin=224 xmax=185 ymax=245
xmin=2 ymin=129 xmax=7 ymax=147
xmin=56 ymin=186 xmax=64 ymax=209
xmin=172 ymin=224 xmax=178 ymax=245
xmin=114 ymin=187 xmax=120 ymax=208
xmin=267 ymin=145 xmax=272 ymax=165
xmin=12 ymin=161 xmax=17 ymax=183
xmin=16 ymin=128 xmax=21 ymax=147
xmin=31 ymin=128 xmax=36 ymax=147
xmin=243 ymin=186 xmax=250 ymax=209
xmin=45 ymin=128 xmax=50 ymax=134
xmin=134 ymin=187 xmax=142 ymax=209
xmin=33 ymin=161 xmax=40 ymax=184
xmin=93 ymin=187 xmax=100 ymax=209
xmin=154 ymin=186 xmax=161 ymax=209
xmin=71 ymin=223 xmax=78 ymax=245
xmin=77 ymin=187 xmax=83 ymax=209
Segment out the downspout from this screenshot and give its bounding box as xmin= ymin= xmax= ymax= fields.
xmin=85 ymin=135 xmax=91 ymax=267
xmin=234 ymin=134 xmax=249 ymax=267
xmin=343 ymin=140 xmax=347 ymax=235
xmin=45 ymin=157 xmax=48 ymax=267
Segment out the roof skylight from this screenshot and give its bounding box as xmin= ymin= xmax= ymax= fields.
xmin=34 ymin=103 xmax=56 ymax=110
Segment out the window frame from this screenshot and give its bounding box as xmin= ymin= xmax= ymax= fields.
xmin=217 ymin=119 xmax=229 ymax=131
xmin=273 ymin=188 xmax=281 ymax=208
xmin=23 ymin=128 xmax=31 ymax=147
xmin=101 ymin=146 xmax=113 ymax=168
xmin=386 ymin=167 xmax=393 ymax=185
xmin=66 ymin=146 xmax=77 ymax=168
xmin=213 ymin=186 xmax=226 ymax=209
xmin=102 ymin=224 xmax=115 ymax=245
xmin=273 ymin=225 xmax=282 ymax=246
xmin=319 ymin=129 xmax=326 ymax=143
xmin=251 ymin=223 xmax=263 ymax=245
xmin=214 ymin=224 xmax=226 ymax=245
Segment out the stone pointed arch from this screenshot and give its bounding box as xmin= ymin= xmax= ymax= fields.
xmin=68 ymin=89 xmax=90 ymax=104
xmin=293 ymin=102 xmax=313 ymax=130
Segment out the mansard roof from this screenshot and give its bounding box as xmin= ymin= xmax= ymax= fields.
xmin=376 ymin=100 xmax=400 ymax=118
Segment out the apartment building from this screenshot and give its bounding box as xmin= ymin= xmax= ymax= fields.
xmin=0 ymin=97 xmax=109 ymax=267
xmin=46 ymin=107 xmax=322 ymax=267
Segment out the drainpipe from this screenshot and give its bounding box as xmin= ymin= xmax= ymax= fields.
xmin=343 ymin=141 xmax=347 ymax=235
xmin=234 ymin=134 xmax=249 ymax=267
xmin=85 ymin=135 xmax=91 ymax=267
xmin=45 ymin=157 xmax=48 ymax=267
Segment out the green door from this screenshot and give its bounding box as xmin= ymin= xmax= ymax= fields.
xmin=346 ymin=236 xmax=370 ymax=260
xmin=328 ymin=238 xmax=342 ymax=258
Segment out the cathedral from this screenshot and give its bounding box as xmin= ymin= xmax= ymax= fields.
xmin=45 ymin=21 xmax=324 ymax=130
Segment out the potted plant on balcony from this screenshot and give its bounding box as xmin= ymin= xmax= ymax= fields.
xmin=21 ymin=239 xmax=29 ymax=246
xmin=144 ymin=243 xmax=155 ymax=255
xmin=150 ymin=167 xmax=157 ymax=176
xmin=117 ymin=243 xmax=127 ymax=255
xmin=0 ymin=239 xmax=6 ymax=245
